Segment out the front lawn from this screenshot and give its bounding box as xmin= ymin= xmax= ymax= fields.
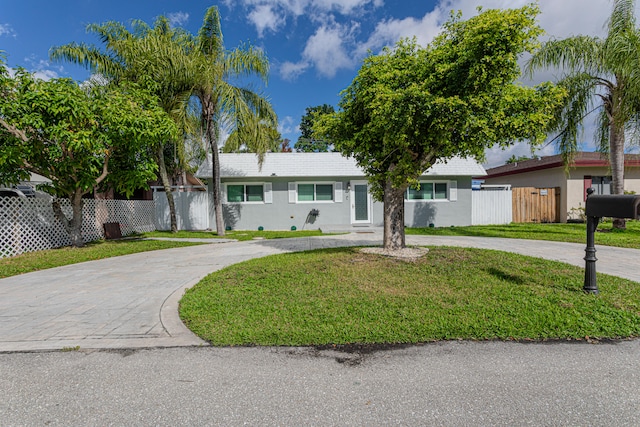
xmin=407 ymin=221 xmax=640 ymax=249
xmin=0 ymin=239 xmax=204 ymax=278
xmin=180 ymin=247 xmax=640 ymax=345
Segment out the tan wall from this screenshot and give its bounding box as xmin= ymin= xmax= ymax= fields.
xmin=485 ymin=166 xmax=640 ymax=222
xmin=623 ymin=168 xmax=640 ymax=194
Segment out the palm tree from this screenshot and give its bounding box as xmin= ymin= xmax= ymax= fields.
xmin=526 ymin=0 xmax=640 ymax=229
xmin=50 ymin=18 xmax=196 ymax=233
xmin=191 ymin=6 xmax=277 ymax=236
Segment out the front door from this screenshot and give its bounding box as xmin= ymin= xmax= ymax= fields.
xmin=350 ymin=181 xmax=371 ymax=224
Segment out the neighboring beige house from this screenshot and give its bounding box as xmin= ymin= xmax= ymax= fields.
xmin=481 ymin=152 xmax=640 ymax=222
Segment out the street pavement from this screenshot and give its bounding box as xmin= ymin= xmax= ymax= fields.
xmin=1 ymin=232 xmax=640 ymax=425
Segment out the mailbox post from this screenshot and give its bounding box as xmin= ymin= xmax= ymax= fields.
xmin=583 ymin=189 xmax=640 ymax=294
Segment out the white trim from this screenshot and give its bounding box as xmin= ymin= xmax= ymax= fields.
xmin=264 ymin=182 xmax=273 ymax=204
xmin=224 ymin=182 xmax=267 ymax=204
xmin=404 ymin=180 xmax=453 ymax=202
xmin=449 ymin=180 xmax=457 ymax=201
xmin=293 ymin=181 xmax=336 ymax=204
xmin=334 ymin=182 xmax=343 ymax=203
xmin=288 ymin=182 xmax=296 ymax=203
xmin=350 ymin=181 xmax=372 ymax=224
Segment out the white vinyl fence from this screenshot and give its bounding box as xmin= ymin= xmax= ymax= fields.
xmin=153 ymin=187 xmax=209 ymax=231
xmin=472 ymin=186 xmax=513 ymax=225
xmin=0 ymin=197 xmax=155 ymax=258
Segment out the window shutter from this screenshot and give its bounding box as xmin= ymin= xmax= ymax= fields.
xmin=221 ymin=184 xmax=227 ymax=204
xmin=449 ymin=181 xmax=457 ymax=201
xmin=288 ymin=182 xmax=296 ymax=203
xmin=334 ymin=182 xmax=343 ymax=203
xmin=264 ymin=183 xmax=273 ymax=204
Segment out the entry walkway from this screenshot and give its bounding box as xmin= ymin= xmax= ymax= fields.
xmin=1 ymin=233 xmax=638 ymax=352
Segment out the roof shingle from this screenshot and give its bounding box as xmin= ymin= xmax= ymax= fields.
xmin=196 ymin=152 xmax=486 ymax=178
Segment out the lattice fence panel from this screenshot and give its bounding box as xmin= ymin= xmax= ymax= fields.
xmin=0 ymin=198 xmax=156 ymax=258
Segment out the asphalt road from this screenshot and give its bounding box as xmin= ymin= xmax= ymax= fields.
xmin=2 ymin=341 xmax=640 ymax=426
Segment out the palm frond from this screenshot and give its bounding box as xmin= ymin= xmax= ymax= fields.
xmin=608 ymin=0 xmax=636 ymax=37
xmin=49 ymin=43 xmax=125 ymax=78
xmin=197 ymin=6 xmax=223 ymax=58
xmin=225 ymin=45 xmax=270 ymax=83
xmin=525 ymin=36 xmax=606 ymax=77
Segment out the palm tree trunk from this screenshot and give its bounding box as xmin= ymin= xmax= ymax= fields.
xmin=210 ymin=135 xmax=225 ymax=236
xmin=157 ymin=144 xmax=178 ymax=233
xmin=202 ymin=94 xmax=225 ymax=236
xmin=610 ymin=119 xmax=626 ymax=229
xmin=383 ymin=180 xmax=406 ymax=251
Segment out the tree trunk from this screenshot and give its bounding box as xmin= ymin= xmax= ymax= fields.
xmin=52 ymin=189 xmax=85 ymax=248
xmin=610 ymin=116 xmax=626 ymax=230
xmin=157 ymin=144 xmax=178 ymax=233
xmin=201 ymin=94 xmax=225 ymax=236
xmin=211 ymin=141 xmax=225 ymax=236
xmin=383 ymin=180 xmax=406 ymax=251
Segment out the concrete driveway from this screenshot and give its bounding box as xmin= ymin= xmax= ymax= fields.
xmin=1 ymin=233 xmax=639 ymax=352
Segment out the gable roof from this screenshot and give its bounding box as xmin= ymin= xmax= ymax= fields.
xmin=482 ymin=152 xmax=640 ymax=179
xmin=196 ymin=152 xmax=486 ymax=179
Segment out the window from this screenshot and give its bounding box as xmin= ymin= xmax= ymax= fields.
xmin=297 ymin=183 xmax=334 ymax=202
xmin=227 ymin=184 xmax=264 ymax=203
xmin=406 ymin=182 xmax=450 ymax=201
xmin=592 ymin=176 xmax=612 ymax=195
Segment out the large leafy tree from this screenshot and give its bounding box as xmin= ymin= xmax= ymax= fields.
xmin=191 ymin=6 xmax=277 ymax=236
xmin=51 ymin=17 xmax=197 ymax=233
xmin=526 ymin=0 xmax=640 ymax=229
xmin=296 ymin=104 xmax=335 ymax=152
xmin=0 ymin=65 xmax=177 ymax=247
xmin=317 ymin=5 xmax=565 ymax=250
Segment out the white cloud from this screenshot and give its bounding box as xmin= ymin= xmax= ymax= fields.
xmin=167 ymin=12 xmax=189 ymax=28
xmin=0 ymin=23 xmax=16 ymax=38
xmin=24 ymin=56 xmax=62 ymax=81
xmin=248 ymin=4 xmax=284 ymax=37
xmin=279 ymin=60 xmax=309 ymax=80
xmin=355 ymin=11 xmax=442 ymax=57
xmin=234 ymin=0 xmax=380 ymax=18
xmin=278 ymin=115 xmax=296 ymax=135
xmin=302 ymin=23 xmax=356 ymax=78
xmin=278 ymin=20 xmax=358 ymax=80
xmin=33 ymin=69 xmax=60 ymax=81
xmin=313 ymin=0 xmax=383 ymax=15
xmin=232 ymin=0 xmax=383 ymax=38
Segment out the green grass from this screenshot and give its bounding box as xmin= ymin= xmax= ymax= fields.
xmin=0 ymin=239 xmax=204 ymax=279
xmin=143 ymin=229 xmax=332 ymax=241
xmin=180 ymin=247 xmax=640 ymax=345
xmin=407 ymin=221 xmax=640 ymax=249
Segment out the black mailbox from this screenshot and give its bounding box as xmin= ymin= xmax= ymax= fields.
xmin=585 ymin=194 xmax=640 ymax=219
xmin=583 ymin=191 xmax=640 ymax=294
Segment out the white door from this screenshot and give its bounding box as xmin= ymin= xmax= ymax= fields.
xmin=350 ymin=181 xmax=371 ymax=224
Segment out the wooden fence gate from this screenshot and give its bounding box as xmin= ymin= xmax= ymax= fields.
xmin=512 ymin=187 xmax=560 ymax=223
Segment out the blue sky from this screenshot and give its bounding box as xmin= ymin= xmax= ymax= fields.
xmin=1 ymin=0 xmax=634 ymax=167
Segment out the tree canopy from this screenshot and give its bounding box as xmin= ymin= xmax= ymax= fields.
xmin=296 ymin=104 xmax=335 ymax=152
xmin=0 ymin=63 xmax=177 ymax=246
xmin=51 ymin=16 xmax=200 ymax=233
xmin=50 ymin=7 xmax=277 ymax=235
xmin=316 ymin=5 xmax=566 ymax=250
